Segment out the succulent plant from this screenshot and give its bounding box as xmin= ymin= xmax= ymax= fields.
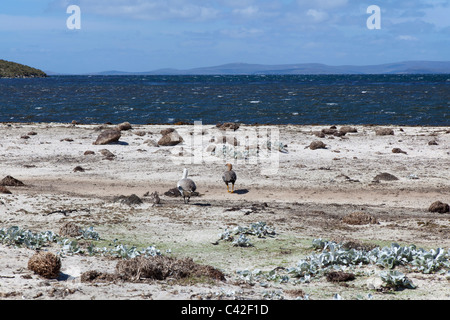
xmin=379 ymin=270 xmax=416 ymax=289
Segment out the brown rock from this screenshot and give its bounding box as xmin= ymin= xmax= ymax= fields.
xmin=99 ymin=149 xmax=115 ymax=159
xmin=217 ymin=122 xmax=240 ymax=131
xmin=160 ymin=128 xmax=175 ymax=136
xmin=321 ymin=128 xmax=337 ymax=135
xmin=93 ymin=129 xmax=121 ymax=145
xmin=84 ymin=150 xmax=95 ymax=155
xmin=158 ymin=130 xmax=183 ymax=146
xmin=428 ymin=201 xmax=450 ymax=213
xmin=313 ymin=131 xmax=325 ymax=138
xmin=117 ymin=122 xmax=132 ymax=131
xmin=375 ymin=128 xmax=394 ymax=136
xmin=0 ymin=186 xmax=12 ymax=194
xmin=339 ymin=126 xmax=357 ymax=134
xmin=373 ymin=172 xmax=399 ymax=181
xmin=0 ymin=175 xmax=25 ymax=186
xmin=309 ymin=141 xmax=327 ymax=150
xmin=392 ymin=148 xmax=407 ymax=154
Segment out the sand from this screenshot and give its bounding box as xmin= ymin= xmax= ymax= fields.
xmin=0 ymin=122 xmax=449 ymax=301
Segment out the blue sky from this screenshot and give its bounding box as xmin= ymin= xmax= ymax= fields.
xmin=0 ymin=0 xmax=449 ymax=74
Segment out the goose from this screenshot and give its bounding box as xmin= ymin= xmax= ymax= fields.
xmin=222 ymin=163 xmax=237 ymax=193
xmin=177 ymin=168 xmax=197 ymax=204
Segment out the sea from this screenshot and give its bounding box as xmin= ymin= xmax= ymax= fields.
xmin=0 ymin=74 xmax=449 ymax=126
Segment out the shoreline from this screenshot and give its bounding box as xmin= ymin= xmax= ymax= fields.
xmin=2 ymin=121 xmax=450 ymax=127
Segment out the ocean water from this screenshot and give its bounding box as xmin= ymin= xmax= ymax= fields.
xmin=0 ymin=74 xmax=449 ymax=126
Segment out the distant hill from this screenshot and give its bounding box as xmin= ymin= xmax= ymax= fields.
xmin=0 ymin=59 xmax=47 ymax=78
xmin=93 ymin=61 xmax=450 ymax=76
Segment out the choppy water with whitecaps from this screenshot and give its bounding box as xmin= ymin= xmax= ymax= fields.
xmin=0 ymin=74 xmax=449 ymax=125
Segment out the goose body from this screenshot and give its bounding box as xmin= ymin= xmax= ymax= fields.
xmin=222 ymin=163 xmax=237 ymax=193
xmin=177 ymin=168 xmax=197 ymax=204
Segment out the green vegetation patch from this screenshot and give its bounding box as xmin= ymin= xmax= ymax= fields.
xmin=0 ymin=59 xmax=47 ymax=78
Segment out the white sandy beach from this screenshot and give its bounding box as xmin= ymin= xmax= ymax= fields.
xmin=0 ymin=122 xmax=449 ymax=300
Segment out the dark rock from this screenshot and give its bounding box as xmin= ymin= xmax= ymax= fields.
xmin=375 ymin=128 xmax=394 ymax=136
xmin=117 ymin=122 xmax=132 ymax=131
xmin=114 ymin=194 xmax=143 ymax=206
xmin=321 ymin=128 xmax=337 ymax=135
xmin=84 ymin=150 xmax=95 ymax=155
xmin=217 ymin=122 xmax=240 ymax=131
xmin=160 ymin=128 xmax=175 ymax=136
xmin=312 ymin=131 xmax=325 ymax=138
xmin=164 ymin=187 xmax=181 ymax=197
xmin=428 ymin=201 xmax=450 ymax=213
xmin=158 ymin=130 xmax=183 ymax=146
xmin=309 ymin=141 xmax=327 ymax=150
xmin=392 ymin=148 xmax=407 ymax=154
xmin=0 ymin=186 xmax=12 ymax=194
xmin=93 ymin=129 xmax=121 ymax=145
xmin=339 ymin=126 xmax=357 ymax=134
xmin=1 ymin=175 xmax=25 ymax=186
xmin=373 ymin=172 xmax=399 ymax=181
xmin=73 ymin=166 xmax=85 ymax=172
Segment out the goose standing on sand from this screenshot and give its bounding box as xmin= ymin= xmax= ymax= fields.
xmin=223 ymin=163 xmax=237 ymax=193
xmin=177 ymin=168 xmax=197 ymax=204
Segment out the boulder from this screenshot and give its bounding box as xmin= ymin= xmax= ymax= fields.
xmin=375 ymin=128 xmax=394 ymax=136
xmin=373 ymin=172 xmax=399 ymax=181
xmin=309 ymin=141 xmax=327 ymax=150
xmin=158 ymin=130 xmax=183 ymax=146
xmin=93 ymin=129 xmax=121 ymax=145
xmin=160 ymin=128 xmax=175 ymax=136
xmin=117 ymin=122 xmax=132 ymax=131
xmin=1 ymin=175 xmax=25 ymax=186
xmin=339 ymin=126 xmax=357 ymax=134
xmin=428 ymin=201 xmax=450 ymax=213
xmin=217 ymin=122 xmax=240 ymax=131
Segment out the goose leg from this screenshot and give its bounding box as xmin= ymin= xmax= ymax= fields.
xmin=231 ymin=183 xmax=235 ymax=193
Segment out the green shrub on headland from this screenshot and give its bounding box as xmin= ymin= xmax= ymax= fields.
xmin=0 ymin=59 xmax=47 ymax=78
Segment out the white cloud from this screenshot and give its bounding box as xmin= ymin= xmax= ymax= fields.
xmin=306 ymin=9 xmax=328 ymax=22
xmin=397 ymin=35 xmax=418 ymax=41
xmin=49 ymin=0 xmax=220 ymax=21
xmin=233 ymin=6 xmax=259 ymax=17
xmin=297 ymin=0 xmax=348 ymax=10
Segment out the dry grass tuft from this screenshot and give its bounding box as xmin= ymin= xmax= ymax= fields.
xmin=28 ymin=252 xmax=61 ymax=279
